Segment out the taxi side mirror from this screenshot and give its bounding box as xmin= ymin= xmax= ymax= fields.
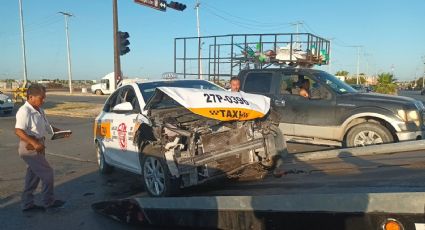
xmin=112 ymin=102 xmax=134 ymax=113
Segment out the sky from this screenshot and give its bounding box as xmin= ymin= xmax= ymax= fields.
xmin=1 ymin=0 xmax=424 ymax=81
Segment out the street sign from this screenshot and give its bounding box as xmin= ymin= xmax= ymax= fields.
xmin=134 ymin=0 xmax=167 ymax=12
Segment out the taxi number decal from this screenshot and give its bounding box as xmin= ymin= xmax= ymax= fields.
xmin=203 ymin=93 xmax=249 ymax=105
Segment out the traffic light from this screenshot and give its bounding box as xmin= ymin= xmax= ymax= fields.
xmin=167 ymin=1 xmax=186 ymax=11
xmin=118 ymin=31 xmax=130 ymax=56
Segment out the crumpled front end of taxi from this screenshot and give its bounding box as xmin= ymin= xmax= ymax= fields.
xmin=136 ymin=87 xmax=286 ymax=189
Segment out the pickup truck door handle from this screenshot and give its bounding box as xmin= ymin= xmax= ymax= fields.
xmin=274 ymin=99 xmax=286 ymax=107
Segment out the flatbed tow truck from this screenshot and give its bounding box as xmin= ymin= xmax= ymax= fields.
xmin=92 ymin=140 xmax=425 ymax=229
xmin=92 ymin=33 xmax=425 ymax=230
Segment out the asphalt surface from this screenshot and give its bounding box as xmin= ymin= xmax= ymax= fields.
xmin=4 ymin=91 xmax=109 ymax=105
xmin=398 ymin=90 xmax=425 ymax=103
xmin=1 ymin=90 xmax=425 ymax=229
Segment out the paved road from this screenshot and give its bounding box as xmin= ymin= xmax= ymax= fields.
xmin=398 ymin=90 xmax=425 ymax=103
xmin=4 ymin=91 xmax=108 ymax=105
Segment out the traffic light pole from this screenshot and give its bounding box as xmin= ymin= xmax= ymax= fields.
xmin=113 ymin=0 xmax=121 ymax=90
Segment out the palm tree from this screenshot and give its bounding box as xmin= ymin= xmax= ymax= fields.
xmin=374 ymin=73 xmax=397 ymax=95
xmin=335 ymin=70 xmax=349 ymax=76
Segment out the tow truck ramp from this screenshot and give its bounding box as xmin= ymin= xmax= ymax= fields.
xmin=93 ymin=192 xmax=425 ymax=230
xmin=93 ymin=140 xmax=425 ymax=229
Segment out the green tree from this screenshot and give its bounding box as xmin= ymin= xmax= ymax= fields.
xmin=374 ymin=73 xmax=397 ymax=95
xmin=345 ymin=76 xmax=366 ymax=85
xmin=335 ymin=70 xmax=349 ymax=76
xmin=414 ymin=77 xmax=424 ymax=89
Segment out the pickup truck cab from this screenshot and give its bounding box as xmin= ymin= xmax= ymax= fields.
xmin=239 ymin=67 xmax=425 ymax=147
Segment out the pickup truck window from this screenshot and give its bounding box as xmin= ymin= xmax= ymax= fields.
xmin=316 ymin=72 xmax=357 ymax=94
xmin=244 ymin=73 xmax=272 ymax=93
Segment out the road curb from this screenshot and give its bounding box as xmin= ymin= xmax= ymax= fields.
xmin=292 ymin=140 xmax=425 ymax=162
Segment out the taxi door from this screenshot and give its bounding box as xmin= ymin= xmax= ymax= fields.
xmin=109 ymin=85 xmax=146 ymax=174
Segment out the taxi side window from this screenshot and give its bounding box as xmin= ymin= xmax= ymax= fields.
xmin=125 ymin=88 xmax=141 ymax=112
xmin=103 ymin=90 xmax=120 ymax=112
xmin=116 ymin=87 xmax=141 ymax=113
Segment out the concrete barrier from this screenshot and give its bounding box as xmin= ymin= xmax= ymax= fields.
xmin=292 ymin=140 xmax=425 ymax=162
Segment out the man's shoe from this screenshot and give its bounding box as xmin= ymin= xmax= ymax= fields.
xmin=47 ymin=200 xmax=66 ymax=209
xmin=22 ymin=204 xmax=45 ymax=212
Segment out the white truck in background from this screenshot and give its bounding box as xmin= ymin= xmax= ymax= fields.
xmin=91 ymin=72 xmax=147 ymax=95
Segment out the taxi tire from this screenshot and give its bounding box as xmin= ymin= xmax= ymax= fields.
xmin=141 ymin=155 xmax=178 ymax=197
xmin=95 ymin=90 xmax=103 ymax=95
xmin=97 ymin=143 xmax=113 ymax=174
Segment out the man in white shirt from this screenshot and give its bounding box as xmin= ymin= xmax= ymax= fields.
xmin=15 ymin=84 xmax=66 ymax=211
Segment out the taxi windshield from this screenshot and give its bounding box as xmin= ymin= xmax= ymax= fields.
xmin=138 ymin=80 xmax=224 ymax=102
xmin=315 ymin=71 xmax=357 ymax=94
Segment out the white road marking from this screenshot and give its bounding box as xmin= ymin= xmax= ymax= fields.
xmin=46 ymin=151 xmax=96 ymax=163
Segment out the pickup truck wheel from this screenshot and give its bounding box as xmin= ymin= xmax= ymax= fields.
xmin=96 ymin=143 xmax=113 ymax=174
xmin=95 ymin=90 xmax=103 ymax=95
xmin=141 ymin=155 xmax=176 ymax=197
xmin=345 ymin=122 xmax=394 ymax=147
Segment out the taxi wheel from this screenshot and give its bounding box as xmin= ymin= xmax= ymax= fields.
xmin=96 ymin=143 xmax=113 ymax=174
xmin=95 ymin=90 xmax=103 ymax=95
xmin=141 ymin=155 xmax=176 ymax=197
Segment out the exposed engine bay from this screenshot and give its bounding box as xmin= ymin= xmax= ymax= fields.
xmin=135 ymin=89 xmax=286 ymax=194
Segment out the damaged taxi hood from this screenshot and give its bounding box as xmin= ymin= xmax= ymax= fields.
xmin=145 ymin=87 xmax=271 ymax=121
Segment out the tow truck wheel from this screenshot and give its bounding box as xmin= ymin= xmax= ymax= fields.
xmin=345 ymin=122 xmax=394 ymax=147
xmin=95 ymin=90 xmax=103 ymax=95
xmin=96 ymin=143 xmax=113 ymax=174
xmin=141 ymin=155 xmax=176 ymax=197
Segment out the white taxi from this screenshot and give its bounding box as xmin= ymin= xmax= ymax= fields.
xmin=94 ymin=79 xmax=285 ymax=197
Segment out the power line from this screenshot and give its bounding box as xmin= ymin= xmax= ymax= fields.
xmin=202 ymin=2 xmax=293 ymax=28
xmin=202 ymin=5 xmax=293 ymax=30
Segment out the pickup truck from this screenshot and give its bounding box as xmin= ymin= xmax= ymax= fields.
xmin=238 ymin=67 xmax=425 ymax=147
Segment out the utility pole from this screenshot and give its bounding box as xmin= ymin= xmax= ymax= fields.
xmin=356 ymin=46 xmax=361 ymax=85
xmin=290 ymin=21 xmax=303 ymax=49
xmin=18 ymin=0 xmax=28 ymax=87
xmin=195 ymin=0 xmax=202 ymax=79
xmin=347 ymin=45 xmax=362 ymax=85
xmin=422 ymin=56 xmax=425 ymax=89
xmin=113 ymin=0 xmax=121 ymax=89
xmin=59 ymin=12 xmax=73 ymax=94
xmin=391 ymin=64 xmax=395 ymax=78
